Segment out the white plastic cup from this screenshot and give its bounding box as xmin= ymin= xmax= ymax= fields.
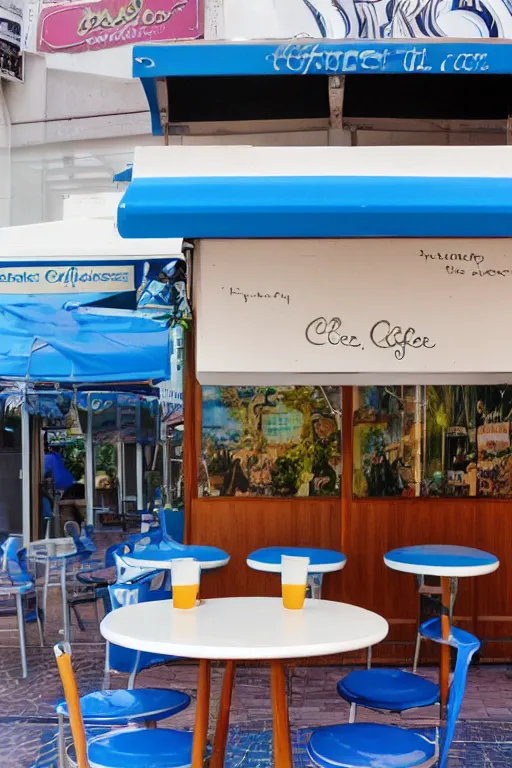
xmin=281 ymin=555 xmax=309 ymax=610
xmin=171 ymin=558 xmax=201 ymax=609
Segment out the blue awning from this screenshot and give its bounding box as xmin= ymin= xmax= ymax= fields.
xmin=113 ymin=165 xmax=133 ymax=183
xmin=0 ymin=304 xmax=171 ymax=384
xmin=117 ymin=175 xmax=512 ymax=239
xmin=133 ymin=41 xmax=512 ymax=79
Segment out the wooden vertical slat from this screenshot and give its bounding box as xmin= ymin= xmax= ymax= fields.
xmin=183 ymin=328 xmax=197 ymax=545
xmin=341 ymin=387 xmax=354 ymax=561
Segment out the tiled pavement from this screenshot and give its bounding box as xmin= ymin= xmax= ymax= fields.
xmin=0 ymin=532 xmax=511 ymax=766
xmin=0 ymin=640 xmax=511 ymax=766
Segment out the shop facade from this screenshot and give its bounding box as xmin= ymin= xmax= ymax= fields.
xmin=114 ymin=39 xmax=512 ymax=664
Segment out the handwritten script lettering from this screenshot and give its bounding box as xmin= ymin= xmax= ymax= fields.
xmin=267 ymin=43 xmax=489 ymax=76
xmin=421 ymin=248 xmax=512 ymax=278
xmin=304 ymin=317 xmax=435 ymax=359
xmin=420 ymin=249 xmax=484 ymax=266
xmin=305 ymin=317 xmax=361 ymax=348
xmin=77 ymin=0 xmax=187 ymax=36
xmin=370 ymin=320 xmax=435 ymax=360
xmin=228 ymin=287 xmax=290 ymax=304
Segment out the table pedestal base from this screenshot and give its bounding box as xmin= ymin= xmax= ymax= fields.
xmin=307 ymin=573 xmax=323 ymax=599
xmin=440 ymin=576 xmax=451 ymax=717
xmin=193 ymin=659 xmax=293 ymax=768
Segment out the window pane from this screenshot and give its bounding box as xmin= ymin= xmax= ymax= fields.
xmin=354 ymin=385 xmax=512 ymax=499
xmin=422 ymin=386 xmax=477 ymax=498
xmin=199 ymin=386 xmax=341 ymax=498
xmin=353 ymin=386 xmax=421 ymax=498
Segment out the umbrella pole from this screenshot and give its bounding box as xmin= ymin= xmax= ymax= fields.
xmin=136 ymin=444 xmax=144 ymax=513
xmin=85 ymin=394 xmax=94 ymax=527
xmin=117 ymin=439 xmax=126 ymax=530
xmin=162 ymin=439 xmax=169 ymax=503
xmin=136 ymin=400 xmax=144 ymax=513
xmin=21 ymin=391 xmax=31 ymax=547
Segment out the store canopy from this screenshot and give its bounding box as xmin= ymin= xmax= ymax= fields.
xmin=0 ymin=304 xmax=171 ymax=384
xmin=117 ymin=145 xmax=512 ymax=239
xmin=132 ymin=40 xmax=512 ymax=82
xmin=132 ymin=40 xmax=512 ymax=136
xmin=0 ymin=217 xmax=182 ymax=260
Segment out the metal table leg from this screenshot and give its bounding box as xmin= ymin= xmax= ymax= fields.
xmin=413 ymin=575 xmax=458 ymax=674
xmin=440 ymin=577 xmax=451 ymax=714
xmin=308 ymin=573 xmax=324 ymax=599
xmin=61 ymin=561 xmax=70 ymax=643
xmin=16 ymin=592 xmax=28 ymax=679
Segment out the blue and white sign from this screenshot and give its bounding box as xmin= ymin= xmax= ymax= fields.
xmin=133 ymin=40 xmax=512 ymax=79
xmin=216 ymin=0 xmax=512 ymax=42
xmin=0 ymin=264 xmax=135 ymax=294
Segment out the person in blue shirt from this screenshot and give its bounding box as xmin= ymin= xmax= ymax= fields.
xmin=44 ymin=447 xmax=74 ymax=495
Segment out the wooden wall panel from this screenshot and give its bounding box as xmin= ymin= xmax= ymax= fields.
xmin=340 ymin=499 xmax=476 ymax=620
xmin=191 ymin=498 xmax=342 ymax=602
xmin=191 ymin=495 xmax=512 ymax=662
xmin=184 ymin=354 xmax=512 ymax=661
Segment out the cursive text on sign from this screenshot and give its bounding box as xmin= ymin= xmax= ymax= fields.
xmin=369 ymin=320 xmax=436 ymax=360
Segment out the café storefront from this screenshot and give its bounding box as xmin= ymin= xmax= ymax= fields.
xmin=115 ymin=39 xmax=512 ymax=663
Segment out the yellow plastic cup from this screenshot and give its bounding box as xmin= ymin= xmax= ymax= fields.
xmin=171 ymin=558 xmax=200 ymax=610
xmin=281 ymin=555 xmax=309 ymax=610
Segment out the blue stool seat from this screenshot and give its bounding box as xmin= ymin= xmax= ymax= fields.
xmin=87 ymin=727 xmax=193 ymax=768
xmin=57 ymin=688 xmax=190 ymax=725
xmin=338 ymin=669 xmax=439 ymax=711
xmin=307 ymin=723 xmax=437 ymax=768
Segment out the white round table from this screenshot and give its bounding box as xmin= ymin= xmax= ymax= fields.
xmin=101 ymin=596 xmax=388 ymax=768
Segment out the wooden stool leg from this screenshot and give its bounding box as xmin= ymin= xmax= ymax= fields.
xmin=210 ymin=661 xmax=236 ymax=768
xmin=271 ymin=661 xmax=293 ymax=768
xmin=440 ymin=576 xmax=451 ymax=715
xmin=192 ymin=659 xmax=211 ymax=768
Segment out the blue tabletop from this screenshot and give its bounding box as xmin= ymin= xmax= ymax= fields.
xmin=247 ymin=546 xmax=347 ymax=574
xmin=128 ymin=539 xmax=230 ymax=569
xmin=384 ymin=545 xmax=499 ymax=577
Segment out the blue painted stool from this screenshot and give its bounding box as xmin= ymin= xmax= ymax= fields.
xmin=384 ymin=544 xmax=499 ymax=708
xmin=308 ymin=618 xmax=480 ymax=768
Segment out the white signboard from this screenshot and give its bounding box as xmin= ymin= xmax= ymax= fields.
xmin=0 ymin=264 xmax=135 ymax=293
xmin=195 ymin=238 xmax=512 ymax=385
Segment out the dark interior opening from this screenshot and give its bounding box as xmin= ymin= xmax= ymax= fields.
xmin=343 ymin=74 xmax=512 ymax=120
xmin=166 ymin=74 xmax=330 ymax=122
xmin=166 ymin=73 xmax=512 ymax=124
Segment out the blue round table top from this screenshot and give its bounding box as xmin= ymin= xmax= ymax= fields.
xmin=247 ymin=546 xmax=347 ymax=574
xmin=384 ymin=545 xmax=499 ymax=577
xmin=125 ymin=540 xmax=230 ymax=571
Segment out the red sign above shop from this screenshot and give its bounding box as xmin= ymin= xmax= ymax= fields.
xmin=37 ymin=0 xmax=203 ymax=54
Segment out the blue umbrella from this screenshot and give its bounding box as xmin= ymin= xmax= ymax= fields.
xmin=0 ymin=303 xmax=171 ymax=384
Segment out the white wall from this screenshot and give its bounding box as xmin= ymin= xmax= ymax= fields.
xmin=0 ymin=82 xmax=11 ymax=227
xmin=1 ymin=52 xmax=156 ymax=226
xmin=4 ymin=54 xmax=149 ymax=144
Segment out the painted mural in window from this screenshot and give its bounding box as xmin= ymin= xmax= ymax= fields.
xmin=199 ymin=386 xmax=341 ymax=498
xmin=353 ymin=386 xmax=421 ymax=498
xmin=354 ymin=385 xmax=512 ymax=498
